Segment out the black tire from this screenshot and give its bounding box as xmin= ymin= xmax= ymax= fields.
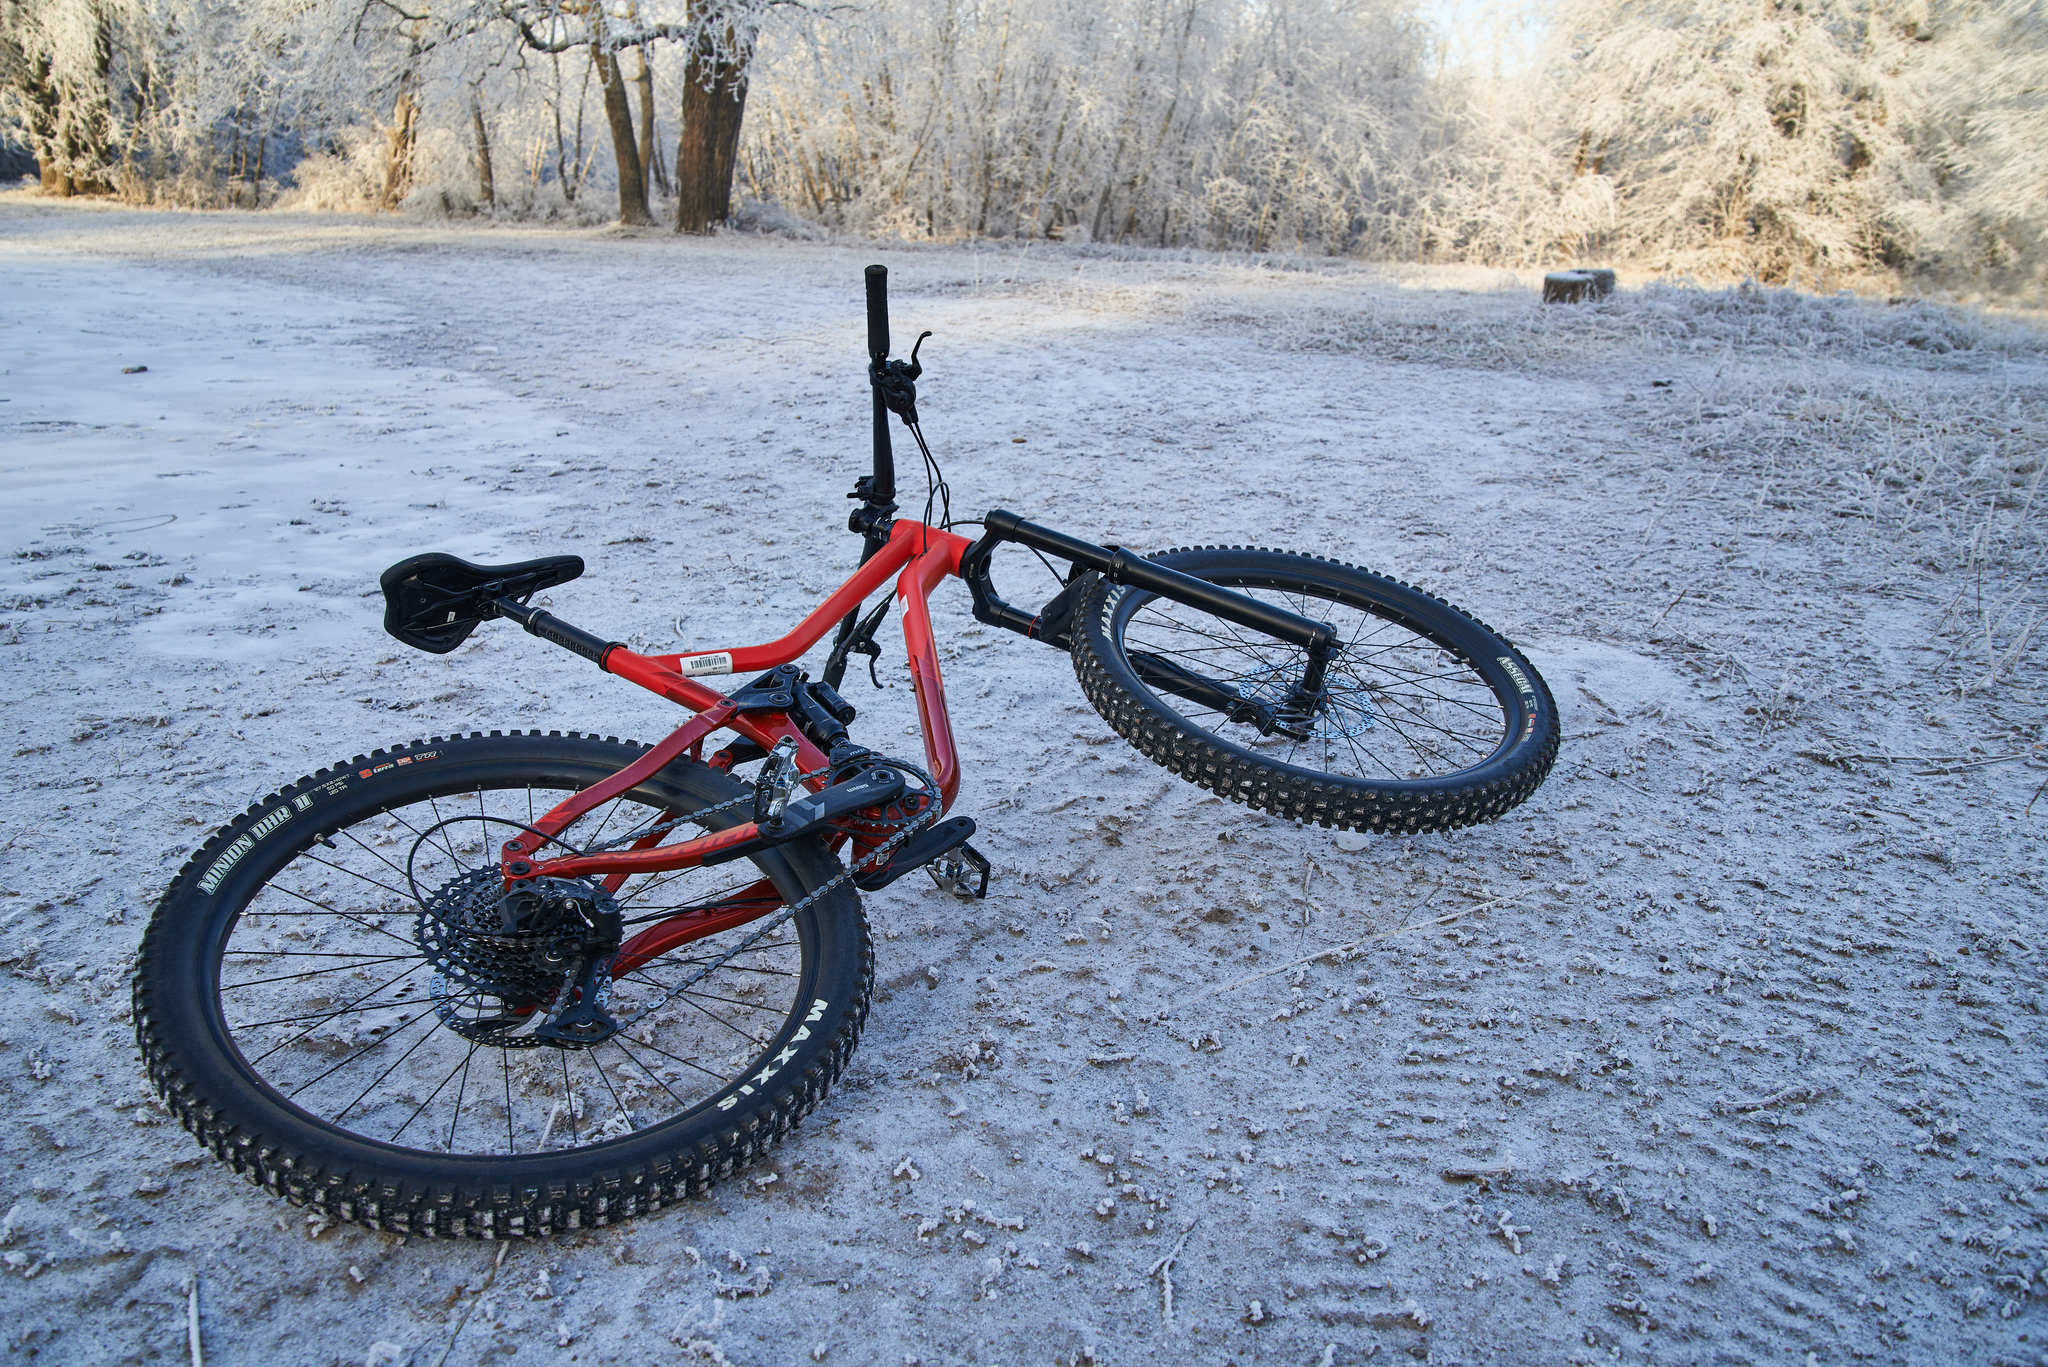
xmin=133 ymin=731 xmax=871 ymax=1237
xmin=1070 ymin=547 xmax=1558 ymax=834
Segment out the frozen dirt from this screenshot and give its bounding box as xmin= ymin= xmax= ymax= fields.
xmin=1 ymin=197 xmax=2045 ymax=1366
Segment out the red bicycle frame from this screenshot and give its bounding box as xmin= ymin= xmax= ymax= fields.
xmin=494 ymin=519 xmax=974 ymax=971
xmin=435 ymin=264 xmax=1338 ymax=981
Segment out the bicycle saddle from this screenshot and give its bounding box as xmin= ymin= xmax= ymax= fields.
xmin=380 ymin=552 xmax=585 ymax=653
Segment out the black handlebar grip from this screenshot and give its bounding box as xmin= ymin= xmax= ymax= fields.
xmin=865 ymin=263 xmax=890 ymax=360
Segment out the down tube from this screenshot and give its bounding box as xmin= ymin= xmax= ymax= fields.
xmin=897 ymin=539 xmax=971 ymax=813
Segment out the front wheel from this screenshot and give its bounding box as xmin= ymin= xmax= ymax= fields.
xmin=1070 ymin=547 xmax=1558 ymax=833
xmin=133 ymin=731 xmax=871 ymax=1236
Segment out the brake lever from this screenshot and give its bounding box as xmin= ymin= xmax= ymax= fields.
xmin=906 ymin=330 xmax=932 ymax=378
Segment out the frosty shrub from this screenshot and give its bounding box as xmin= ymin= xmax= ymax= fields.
xmin=271 ymin=133 xmax=382 ymax=213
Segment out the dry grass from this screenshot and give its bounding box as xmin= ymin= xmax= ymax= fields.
xmin=1168 ymin=275 xmax=2048 ymax=700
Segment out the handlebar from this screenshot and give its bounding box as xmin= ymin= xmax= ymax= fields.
xmin=865 ymin=264 xmax=890 ymax=361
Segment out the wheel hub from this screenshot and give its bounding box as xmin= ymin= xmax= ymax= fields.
xmin=1238 ymin=661 xmax=1375 ymax=740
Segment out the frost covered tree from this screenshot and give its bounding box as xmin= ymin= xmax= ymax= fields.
xmin=1 ymin=0 xmax=132 ymax=195
xmin=495 ymin=1 xmax=669 ymax=225
xmin=1535 ymin=0 xmax=1949 ymax=281
xmin=351 ymin=0 xmax=766 ymax=229
xmin=1918 ymin=0 xmax=2048 ymax=289
xmin=743 ymin=0 xmax=1438 ymax=251
xmin=2 ymin=0 xmax=2042 ymax=292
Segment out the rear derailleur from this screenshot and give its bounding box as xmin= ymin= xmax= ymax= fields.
xmin=420 ymin=868 xmax=625 ymax=1049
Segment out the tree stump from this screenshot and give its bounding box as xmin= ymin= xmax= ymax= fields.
xmin=1542 ymin=268 xmax=1617 ymax=304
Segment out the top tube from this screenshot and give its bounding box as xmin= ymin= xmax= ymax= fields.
xmin=645 ymin=521 xmax=970 ymax=682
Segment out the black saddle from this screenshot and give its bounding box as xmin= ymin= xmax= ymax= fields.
xmin=380 ymin=552 xmax=584 ymax=653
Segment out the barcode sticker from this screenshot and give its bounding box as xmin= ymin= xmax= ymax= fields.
xmin=678 ymin=651 xmax=734 ymax=676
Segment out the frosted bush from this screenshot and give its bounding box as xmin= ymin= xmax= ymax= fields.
xmin=273 ymin=133 xmax=383 ymax=213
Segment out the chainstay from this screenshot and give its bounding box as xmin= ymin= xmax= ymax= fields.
xmin=609 ymin=758 xmax=940 ymax=1030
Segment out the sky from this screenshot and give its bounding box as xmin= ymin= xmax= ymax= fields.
xmin=1425 ymin=0 xmax=1549 ymax=76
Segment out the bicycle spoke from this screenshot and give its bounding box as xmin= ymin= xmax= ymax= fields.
xmin=587 ymin=1052 xmax=635 ymax=1131
xmin=616 ymin=1027 xmax=732 ymax=1082
xmin=257 ymin=883 xmax=419 ymax=949
xmin=444 ymin=1040 xmax=480 ymax=1151
xmin=627 ymin=966 xmax=785 ymax=1018
xmin=220 ymin=954 xmax=417 ymax=992
xmin=236 ymin=959 xmax=428 ymax=1034
xmin=292 ymin=991 xmax=452 ymax=1104
xmin=1353 ymin=699 xmax=1445 ymax=775
xmin=559 ymin=1051 xmax=579 ymax=1145
xmin=422 ymin=796 xmax=473 ymax=869
xmin=224 ymin=948 xmax=417 ymax=960
xmin=610 ymin=1036 xmax=694 ymax=1110
xmin=1368 ymin=687 xmax=1500 ymax=754
xmin=614 ymin=873 xmax=760 ymax=919
xmin=1114 ymin=570 xmax=1520 ymax=788
xmin=676 ymin=990 xmax=763 ymax=1043
xmin=655 ymin=957 xmax=796 ymax=980
xmin=335 ymin=825 xmax=415 ymax=884
xmin=378 ymin=1022 xmax=479 ymax=1141
xmin=617 ymin=863 xmax=735 ymax=909
xmin=502 ymin=1046 xmax=516 ymax=1156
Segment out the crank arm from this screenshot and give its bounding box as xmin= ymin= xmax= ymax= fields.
xmin=853 ymin=816 xmax=978 ymax=892
xmin=759 ymin=766 xmax=906 ymax=840
xmin=1126 ymin=652 xmax=1312 ymax=740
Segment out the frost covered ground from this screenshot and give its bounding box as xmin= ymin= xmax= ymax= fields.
xmin=1 ymin=196 xmax=2045 ymax=1367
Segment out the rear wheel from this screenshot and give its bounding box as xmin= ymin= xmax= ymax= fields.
xmin=1070 ymin=547 xmax=1558 ymax=833
xmin=134 ymin=731 xmax=870 ymax=1236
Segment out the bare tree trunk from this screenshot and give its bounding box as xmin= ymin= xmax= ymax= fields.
xmin=469 ymin=85 xmax=495 ymax=207
xmin=634 ymin=47 xmax=668 ymax=197
xmin=21 ymin=51 xmax=66 ymax=194
xmin=673 ymin=12 xmax=750 ymax=234
xmin=572 ymin=51 xmax=592 ymax=199
xmin=592 ymin=40 xmax=652 ymax=225
xmin=378 ymin=85 xmax=418 ymax=210
xmin=118 ymin=57 xmax=151 ymax=201
xmin=550 ymin=52 xmax=574 ymax=201
xmin=250 ymin=112 xmax=266 ymax=207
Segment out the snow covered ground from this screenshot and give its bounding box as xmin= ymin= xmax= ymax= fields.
xmin=1 ymin=195 xmax=2044 ymax=1366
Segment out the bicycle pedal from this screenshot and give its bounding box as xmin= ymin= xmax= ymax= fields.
xmin=853 ymin=816 xmax=977 ymax=892
xmin=926 ymin=840 xmax=991 ymax=900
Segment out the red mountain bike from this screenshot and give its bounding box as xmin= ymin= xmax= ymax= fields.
xmin=135 ymin=267 xmax=1559 ymax=1237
